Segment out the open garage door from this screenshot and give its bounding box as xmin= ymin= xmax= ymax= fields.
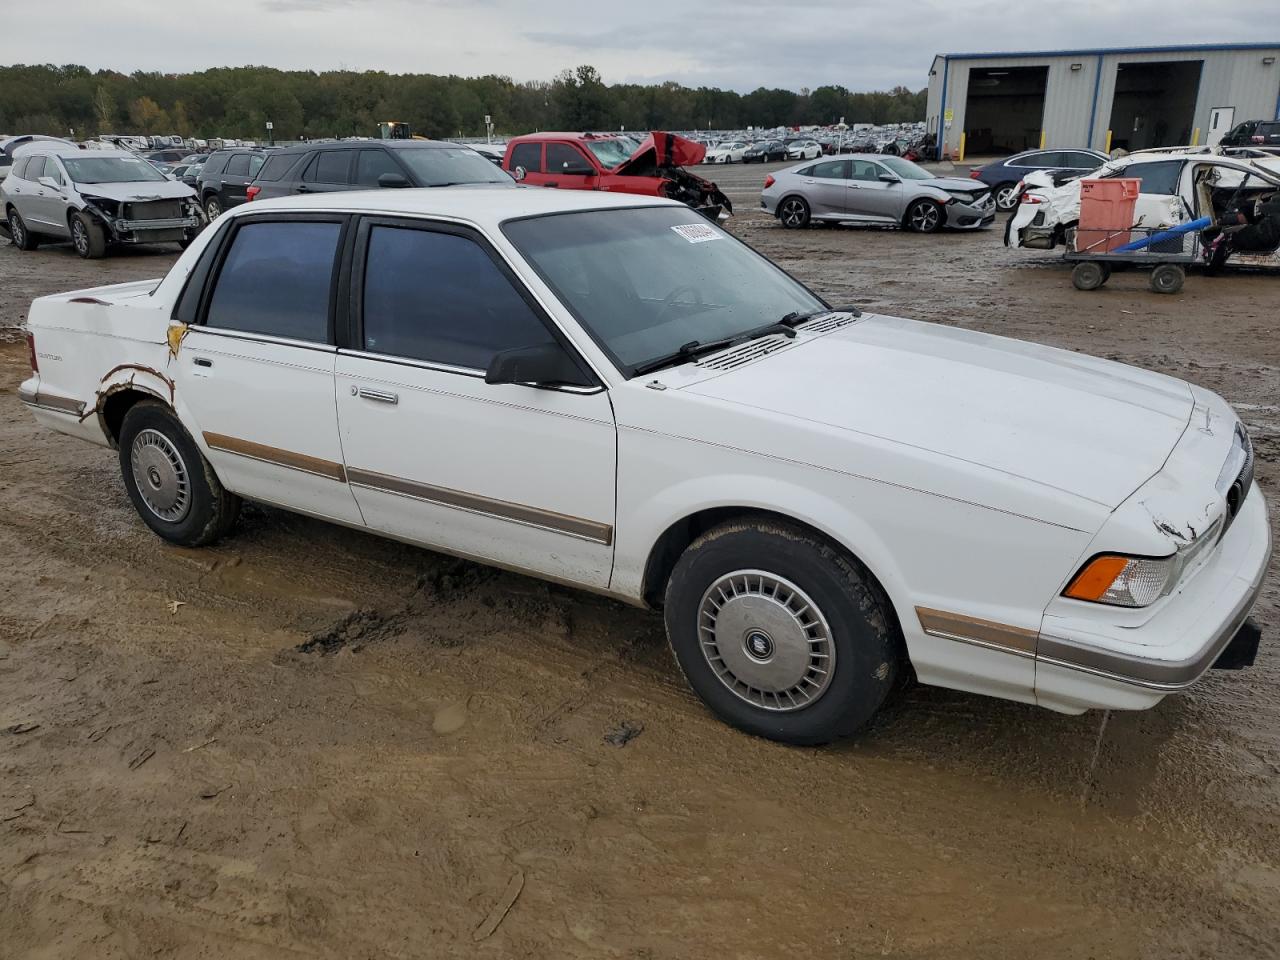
xmin=1108 ymin=61 xmax=1203 ymax=151
xmin=963 ymin=66 xmax=1048 ymax=155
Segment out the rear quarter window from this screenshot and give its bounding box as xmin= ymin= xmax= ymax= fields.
xmin=255 ymin=153 xmax=300 ymax=181
xmin=1117 ymin=159 xmax=1184 ymax=196
xmin=509 ymin=142 xmax=542 ymax=173
xmin=225 ymin=154 xmax=251 ymax=176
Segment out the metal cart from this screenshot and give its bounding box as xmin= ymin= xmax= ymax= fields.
xmin=1064 ymin=223 xmax=1205 ymax=295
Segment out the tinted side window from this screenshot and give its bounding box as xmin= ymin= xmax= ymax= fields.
xmin=354 ymin=149 xmax=401 ymax=186
xmin=1066 ymin=151 xmax=1102 ymax=169
xmin=11 ymin=157 xmax=29 ymax=180
xmin=248 ymin=155 xmax=265 ymax=177
xmin=1120 ymin=160 xmax=1183 ymax=196
xmin=509 ymin=142 xmax=542 ymax=173
xmin=809 ymin=159 xmax=850 ymax=179
xmin=1260 ymin=122 xmax=1280 ymax=137
xmin=850 ymin=159 xmax=882 ymax=181
xmin=226 ymin=154 xmax=251 ymax=176
xmin=312 ymin=151 xmax=351 ymax=184
xmin=361 ymin=225 xmax=554 ymax=369
xmin=202 ymin=154 xmax=228 ymax=176
xmin=256 ymin=153 xmax=298 ymax=181
xmin=24 ymin=157 xmax=47 ymax=180
xmin=547 ymin=143 xmax=591 ymax=172
xmin=1036 ymin=151 xmax=1068 ymax=167
xmin=205 ymin=220 xmax=341 ymax=342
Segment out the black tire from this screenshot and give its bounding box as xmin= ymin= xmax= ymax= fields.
xmin=203 ymin=194 xmax=223 ymax=221
xmin=904 ymin=199 xmax=943 ymax=233
xmin=992 ymin=181 xmax=1020 ymax=212
xmin=71 ymin=212 xmax=106 ymax=259
xmin=1149 ymin=263 xmax=1185 ymax=295
xmin=118 ymin=401 xmax=240 ymax=547
xmin=664 ymin=519 xmax=901 ymax=745
xmin=7 ymin=207 xmax=40 ymax=250
xmin=777 ymin=196 xmax=810 ymax=229
xmin=1071 ymin=261 xmax=1109 ymax=291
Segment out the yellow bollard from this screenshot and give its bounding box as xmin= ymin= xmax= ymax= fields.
xmin=1191 ymin=127 xmax=1200 ymax=146
xmin=1104 ymin=129 xmax=1113 ymax=153
xmin=1039 ymin=130 xmax=1046 ymax=149
xmin=958 ymin=132 xmax=966 ymax=162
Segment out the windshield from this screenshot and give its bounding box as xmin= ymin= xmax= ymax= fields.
xmin=394 ymin=147 xmax=512 ymax=186
xmin=61 ymin=155 xmax=168 ymax=184
xmin=584 ymin=138 xmax=637 ymax=168
xmin=878 ymin=156 xmax=934 ymax=180
xmin=504 ymin=206 xmax=825 ymax=375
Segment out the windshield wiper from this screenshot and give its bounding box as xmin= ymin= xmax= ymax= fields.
xmin=778 ymin=305 xmax=863 ymax=327
xmin=632 ymin=322 xmax=798 ymax=377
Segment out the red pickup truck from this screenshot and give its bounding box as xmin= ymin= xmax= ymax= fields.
xmin=501 ymin=132 xmax=732 ymax=220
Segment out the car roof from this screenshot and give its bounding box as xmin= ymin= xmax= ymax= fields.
xmin=507 ymin=132 xmax=628 ymax=142
xmin=267 ymin=139 xmax=466 ymax=155
xmin=28 ymin=148 xmax=144 ymax=160
xmin=230 ymin=184 xmax=684 ymax=227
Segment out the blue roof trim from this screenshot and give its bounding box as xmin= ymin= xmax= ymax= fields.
xmin=937 ymin=42 xmax=1280 ymax=60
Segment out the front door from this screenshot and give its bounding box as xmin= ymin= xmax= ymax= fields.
xmin=175 ymin=214 xmax=364 ymax=525
xmin=334 ymin=217 xmax=616 ymax=588
xmin=296 ymin=150 xmax=354 ymax=195
xmin=1207 ymin=107 xmax=1235 ymax=147
xmin=542 ymin=142 xmax=598 ymax=191
xmin=844 ymin=158 xmax=903 ymax=223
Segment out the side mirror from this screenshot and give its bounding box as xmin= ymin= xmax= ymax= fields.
xmin=485 ymin=342 xmax=594 ymax=389
xmin=38 ymin=176 xmax=61 ymax=190
xmin=878 ymin=174 xmax=901 ymax=184
xmin=512 ymin=165 xmax=527 ymax=182
xmin=377 ymin=172 xmax=410 ymax=188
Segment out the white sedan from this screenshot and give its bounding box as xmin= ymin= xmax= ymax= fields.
xmin=786 ymin=140 xmax=823 ymax=160
xmin=18 ymin=188 xmax=1268 ymax=744
xmin=705 ymin=141 xmax=749 ymax=164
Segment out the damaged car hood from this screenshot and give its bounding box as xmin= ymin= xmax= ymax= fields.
xmin=681 ymin=314 xmax=1194 ymax=510
xmin=615 ymin=132 xmax=707 ymax=174
xmin=77 ymin=180 xmax=196 ymax=202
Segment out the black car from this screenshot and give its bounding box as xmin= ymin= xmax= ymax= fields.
xmin=197 ymin=148 xmax=274 ymax=220
xmin=144 ymin=149 xmax=188 ymax=163
xmin=245 ymin=140 xmax=513 ymax=203
xmin=743 ymin=140 xmax=786 ymax=163
xmin=1219 ymin=119 xmax=1280 ymax=148
xmin=970 ymin=148 xmax=1109 ymax=211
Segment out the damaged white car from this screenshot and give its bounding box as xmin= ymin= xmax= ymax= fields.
xmin=1006 ymin=149 xmax=1280 ymax=268
xmin=2 ymin=146 xmax=203 ymax=258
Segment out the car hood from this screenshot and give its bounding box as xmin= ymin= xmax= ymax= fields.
xmin=926 ymin=176 xmax=989 ymax=192
xmin=681 ymin=314 xmax=1193 ymax=509
xmin=615 ymin=132 xmax=706 ymax=173
xmin=76 ymin=180 xmax=197 ymax=202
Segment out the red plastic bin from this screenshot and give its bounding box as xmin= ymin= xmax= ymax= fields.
xmin=1075 ymin=178 xmax=1140 ymax=253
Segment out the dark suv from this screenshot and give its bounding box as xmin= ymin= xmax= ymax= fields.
xmin=244 ymin=140 xmax=513 ymax=203
xmin=1220 ymin=120 xmax=1280 ymax=148
xmin=197 ymin=148 xmax=273 ymax=220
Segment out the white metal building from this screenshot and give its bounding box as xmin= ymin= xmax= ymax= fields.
xmin=926 ymin=43 xmax=1280 ymax=159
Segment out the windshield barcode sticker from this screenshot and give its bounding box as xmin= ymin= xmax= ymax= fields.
xmin=671 ymin=223 xmax=721 ymax=243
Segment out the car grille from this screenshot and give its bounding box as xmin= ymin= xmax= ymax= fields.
xmin=1218 ymin=424 xmax=1255 ymax=535
xmin=696 ymin=336 xmax=792 ymax=371
xmin=946 ymin=189 xmax=990 ymax=205
xmin=122 ymin=199 xmax=183 ymax=221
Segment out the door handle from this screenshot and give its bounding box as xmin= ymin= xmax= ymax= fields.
xmin=296 ymin=184 xmax=311 ymax=194
xmin=354 ymin=386 xmax=398 ymax=404
xmin=193 ymin=357 xmax=213 ymax=368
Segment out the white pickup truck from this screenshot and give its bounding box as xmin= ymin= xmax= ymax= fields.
xmin=19 ymin=188 xmax=1269 ymax=744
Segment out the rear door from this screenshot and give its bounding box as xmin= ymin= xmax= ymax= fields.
xmin=174 ymin=214 xmax=363 ymax=524
xmin=508 ymin=141 xmax=545 ymax=185
xmin=221 ymin=153 xmax=264 ymax=206
xmin=334 ymin=217 xmax=616 ymax=587
xmin=796 ymin=159 xmax=849 ymax=218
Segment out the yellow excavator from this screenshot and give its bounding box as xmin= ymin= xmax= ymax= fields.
xmin=377 ymin=121 xmax=430 ymax=141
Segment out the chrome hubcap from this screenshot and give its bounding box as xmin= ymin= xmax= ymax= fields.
xmin=131 ymin=428 xmax=191 ymax=522
xmin=72 ymin=221 xmax=87 ymax=253
xmin=910 ymin=203 xmax=939 ymax=230
xmin=206 ymin=199 xmax=220 ymax=220
xmin=698 ymin=570 xmax=835 ymax=712
xmin=996 ymin=186 xmax=1017 ymax=209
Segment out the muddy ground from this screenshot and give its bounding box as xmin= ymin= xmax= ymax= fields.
xmin=1 ymin=162 xmax=1278 ymax=959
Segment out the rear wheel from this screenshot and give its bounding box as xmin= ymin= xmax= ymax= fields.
xmin=203 ymin=194 xmax=222 ymax=221
xmin=664 ymin=519 xmax=901 ymax=745
xmin=71 ymin=212 xmax=106 ymax=259
xmin=119 ymin=401 xmax=240 ymax=547
xmin=7 ymin=208 xmax=39 ymax=250
xmin=905 ymin=199 xmax=942 ymax=233
xmin=993 ymin=182 xmax=1020 ymax=212
xmin=778 ymin=196 xmax=810 ymax=229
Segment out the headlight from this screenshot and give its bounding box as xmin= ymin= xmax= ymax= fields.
xmin=82 ymin=195 xmax=119 ymax=216
xmin=1065 ymin=517 xmax=1222 ymax=608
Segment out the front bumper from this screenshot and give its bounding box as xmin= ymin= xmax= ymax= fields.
xmin=114 ymin=215 xmax=200 ymax=232
xmin=1035 ymin=482 xmax=1271 ymax=712
xmin=944 ymin=197 xmax=997 ymax=230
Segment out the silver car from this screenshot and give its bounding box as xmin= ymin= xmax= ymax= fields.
xmin=1 ymin=146 xmax=202 ymax=258
xmin=761 ymin=154 xmax=996 ymax=233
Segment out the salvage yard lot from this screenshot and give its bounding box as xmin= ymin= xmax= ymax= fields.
xmin=1 ymin=161 xmax=1278 ymax=958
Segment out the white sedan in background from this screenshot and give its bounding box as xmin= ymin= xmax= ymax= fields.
xmin=17 ymin=188 xmax=1268 ymax=745
xmin=704 ymin=141 xmax=749 ymax=164
xmin=786 ymin=139 xmax=823 ymax=160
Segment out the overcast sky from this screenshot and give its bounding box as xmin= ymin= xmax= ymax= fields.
xmin=9 ymin=0 xmax=1276 ymax=92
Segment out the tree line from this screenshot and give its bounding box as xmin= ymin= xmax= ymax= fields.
xmin=0 ymin=63 xmax=926 ymax=142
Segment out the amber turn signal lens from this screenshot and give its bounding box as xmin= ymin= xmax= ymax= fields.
xmin=1064 ymin=555 xmax=1131 ymax=602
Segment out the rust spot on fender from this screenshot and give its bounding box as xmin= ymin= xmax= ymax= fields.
xmin=99 ymin=364 xmax=175 ymax=402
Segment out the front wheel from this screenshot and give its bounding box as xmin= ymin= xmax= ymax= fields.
xmin=993 ymin=182 xmax=1020 ymax=212
xmin=203 ymin=195 xmax=222 ymax=221
xmin=1150 ymin=263 xmax=1185 ymax=294
xmin=71 ymin=212 xmax=106 ymax=259
xmin=119 ymin=401 xmax=240 ymax=547
xmin=778 ymin=196 xmax=810 ymax=229
xmin=664 ymin=519 xmax=902 ymax=745
xmin=904 ymin=199 xmax=942 ymax=233
xmin=1071 ymin=261 xmax=1110 ymax=291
